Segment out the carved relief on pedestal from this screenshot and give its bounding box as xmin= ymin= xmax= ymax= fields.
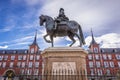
xmin=52 ymin=62 xmax=76 ymax=75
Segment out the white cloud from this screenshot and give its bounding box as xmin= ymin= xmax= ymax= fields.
xmin=0 ymin=26 xmax=15 ymax=32
xmin=0 ymin=45 xmax=8 ymax=49
xmin=0 ymin=35 xmax=34 ymax=49
xmin=0 ymin=16 xmax=16 ymax=32
xmin=37 ymin=0 xmax=120 ymax=49
xmin=25 ymin=0 xmax=41 ymax=6
xmin=39 ymin=0 xmax=120 ymax=34
xmin=11 ymin=0 xmax=44 ymax=6
xmin=5 ymin=0 xmax=120 ymax=49
xmin=85 ymin=33 xmax=120 ymax=48
xmin=64 ymin=33 xmax=120 ymax=49
xmin=13 ymin=36 xmax=34 ymax=42
xmin=8 ymin=42 xmax=31 ymax=47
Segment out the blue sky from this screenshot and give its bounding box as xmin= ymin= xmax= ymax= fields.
xmin=0 ymin=0 xmax=120 ymax=50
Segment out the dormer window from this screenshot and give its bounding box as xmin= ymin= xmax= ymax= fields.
xmin=2 ymin=51 xmax=5 ymax=54
xmin=13 ymin=51 xmax=16 ymax=53
xmin=94 ymin=47 xmax=98 ymax=53
xmin=114 ymin=49 xmax=117 ymax=53
xmin=25 ymin=50 xmax=27 ymax=53
xmin=101 ymin=49 xmax=105 ymax=53
xmin=31 ymin=48 xmax=34 ymax=53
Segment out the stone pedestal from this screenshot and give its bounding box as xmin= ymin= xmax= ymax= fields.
xmin=41 ymin=47 xmax=88 ymax=80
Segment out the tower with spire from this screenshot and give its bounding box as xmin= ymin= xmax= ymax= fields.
xmin=29 ymin=30 xmax=39 ymax=53
xmin=89 ymin=29 xmax=100 ymax=53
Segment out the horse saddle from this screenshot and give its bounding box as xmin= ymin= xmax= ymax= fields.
xmin=57 ymin=21 xmax=68 ymax=25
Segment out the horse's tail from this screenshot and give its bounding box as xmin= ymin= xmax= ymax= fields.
xmin=78 ymin=25 xmax=85 ymax=44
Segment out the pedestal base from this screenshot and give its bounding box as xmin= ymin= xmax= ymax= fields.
xmin=41 ymin=47 xmax=88 ymax=80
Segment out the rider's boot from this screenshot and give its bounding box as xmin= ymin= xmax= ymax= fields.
xmin=53 ymin=22 xmax=57 ymax=30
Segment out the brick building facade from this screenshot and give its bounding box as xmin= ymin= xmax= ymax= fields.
xmin=1 ymin=30 xmax=120 ymax=80
xmin=86 ymin=30 xmax=120 ymax=80
xmin=0 ymin=32 xmax=42 ymax=80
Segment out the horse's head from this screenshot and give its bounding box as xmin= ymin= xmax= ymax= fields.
xmin=39 ymin=15 xmax=46 ymax=26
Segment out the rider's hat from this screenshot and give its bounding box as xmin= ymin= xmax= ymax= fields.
xmin=60 ymin=8 xmax=64 ymax=11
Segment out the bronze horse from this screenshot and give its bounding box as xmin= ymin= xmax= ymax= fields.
xmin=39 ymin=15 xmax=85 ymax=47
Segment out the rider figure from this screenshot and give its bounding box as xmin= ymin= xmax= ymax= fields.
xmin=53 ymin=8 xmax=69 ymax=30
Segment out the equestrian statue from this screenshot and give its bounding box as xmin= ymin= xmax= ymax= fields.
xmin=39 ymin=8 xmax=85 ymax=47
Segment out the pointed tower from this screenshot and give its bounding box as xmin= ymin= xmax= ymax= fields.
xmin=29 ymin=30 xmax=39 ymax=53
xmin=89 ymin=29 xmax=100 ymax=53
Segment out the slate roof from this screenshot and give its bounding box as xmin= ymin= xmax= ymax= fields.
xmin=100 ymin=48 xmax=120 ymax=53
xmin=0 ymin=49 xmax=28 ymax=54
xmin=0 ymin=49 xmax=41 ymax=54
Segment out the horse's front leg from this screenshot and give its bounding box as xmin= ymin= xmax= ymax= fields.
xmin=50 ymin=35 xmax=54 ymax=47
xmin=68 ymin=34 xmax=76 ymax=47
xmin=44 ymin=34 xmax=52 ymax=43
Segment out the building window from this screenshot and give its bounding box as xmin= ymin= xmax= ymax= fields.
xmin=104 ymin=61 xmax=109 ymax=68
xmin=88 ymin=55 xmax=92 ymax=60
xmin=22 ymin=62 xmax=25 ymax=68
xmin=2 ymin=62 xmax=6 ymax=68
xmin=27 ymin=69 xmax=32 ymax=75
xmin=116 ymin=54 xmax=120 ymax=60
xmin=31 ymin=48 xmax=34 ymax=53
xmin=34 ymin=69 xmax=39 ymax=75
xmin=4 ymin=55 xmax=8 ymax=60
xmin=90 ymin=69 xmax=94 ymax=75
xmin=0 ymin=62 xmax=2 ymax=67
xmin=106 ymin=69 xmax=110 ymax=75
xmin=18 ymin=55 xmax=22 ymax=60
xmin=13 ymin=51 xmax=16 ymax=53
xmin=11 ymin=56 xmax=15 ymax=60
xmin=103 ymin=54 xmax=107 ymax=60
xmin=108 ymin=55 xmax=112 ymax=60
xmin=97 ymin=69 xmax=102 ymax=75
xmin=118 ymin=62 xmax=120 ymax=67
xmin=109 ymin=61 xmax=114 ymax=67
xmin=36 ymin=55 xmax=40 ymax=60
xmin=10 ymin=62 xmax=14 ymax=68
xmin=96 ymin=61 xmax=100 ymax=67
xmin=21 ymin=69 xmax=24 ymax=74
xmin=23 ymin=55 xmax=26 ymax=60
xmin=94 ymin=47 xmax=98 ymax=53
xmin=29 ymin=62 xmax=33 ymax=68
xmin=35 ymin=62 xmax=39 ymax=68
xmin=17 ymin=62 xmax=21 ymax=67
xmin=95 ymin=55 xmax=99 ymax=60
xmin=30 ymin=55 xmax=33 ymax=60
xmin=89 ymin=61 xmax=93 ymax=68
xmin=0 ymin=56 xmax=3 ymax=61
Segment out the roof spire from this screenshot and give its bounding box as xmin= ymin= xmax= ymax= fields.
xmin=32 ymin=30 xmax=37 ymax=45
xmin=90 ymin=28 xmax=97 ymax=44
